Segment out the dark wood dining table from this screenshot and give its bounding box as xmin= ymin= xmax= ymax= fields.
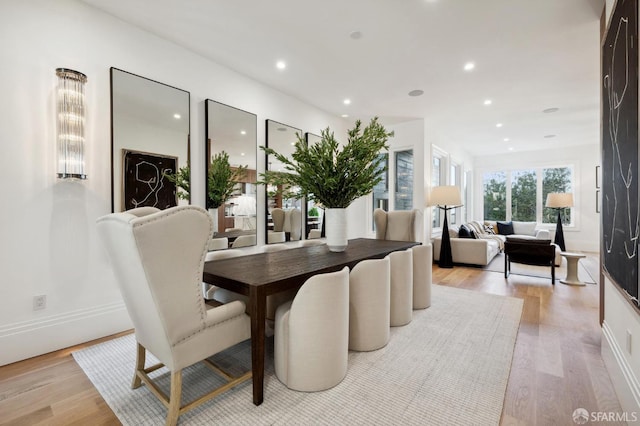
xmin=202 ymin=237 xmax=420 ymax=405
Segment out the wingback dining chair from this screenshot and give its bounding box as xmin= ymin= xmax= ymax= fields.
xmin=373 ymin=208 xmax=422 ymax=242
xmin=96 ymin=206 xmax=251 ymax=426
xmin=275 ymin=267 xmax=350 ymax=391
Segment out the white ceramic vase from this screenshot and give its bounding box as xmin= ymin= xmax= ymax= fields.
xmin=325 ymin=208 xmax=348 ymax=252
xmin=208 ymin=208 xmax=218 ymax=235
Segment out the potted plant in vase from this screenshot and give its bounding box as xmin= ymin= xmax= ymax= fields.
xmin=208 ymin=152 xmax=247 ymax=234
xmin=260 ymin=117 xmax=392 ymax=252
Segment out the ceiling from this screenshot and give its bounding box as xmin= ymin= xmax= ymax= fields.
xmin=82 ymin=0 xmax=605 ymax=157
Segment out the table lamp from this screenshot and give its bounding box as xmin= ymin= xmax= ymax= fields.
xmin=428 ymin=186 xmax=462 ymax=268
xmin=545 ymin=192 xmax=573 ymax=251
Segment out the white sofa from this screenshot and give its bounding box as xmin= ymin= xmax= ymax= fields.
xmin=432 ymin=237 xmax=500 ymax=266
xmin=432 ymin=220 xmax=561 ymax=266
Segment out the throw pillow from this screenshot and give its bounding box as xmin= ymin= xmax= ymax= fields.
xmin=458 ymin=224 xmax=472 ymax=238
xmin=512 ymin=221 xmax=537 ymax=236
xmin=470 ymin=230 xmax=478 ymax=239
xmin=497 ymin=221 xmax=514 ymax=235
xmin=483 ymin=224 xmax=496 ymax=234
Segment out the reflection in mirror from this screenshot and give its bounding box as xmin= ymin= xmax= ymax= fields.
xmin=206 ymin=100 xmax=257 ymax=249
xmin=304 ymin=132 xmax=324 ymax=239
xmin=110 ymin=68 xmax=190 ymax=212
xmin=266 ymin=120 xmax=303 ymax=243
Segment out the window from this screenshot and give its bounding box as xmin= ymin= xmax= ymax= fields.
xmin=432 ymin=156 xmax=440 ymax=228
xmin=372 ymin=153 xmax=389 ymax=230
xmin=511 ymin=169 xmax=537 ymax=221
xmin=483 ymin=171 xmax=507 ymax=220
xmin=450 ymin=162 xmax=462 ymax=224
xmin=394 ymin=150 xmax=413 ymax=210
xmin=482 ymin=166 xmax=574 ymax=224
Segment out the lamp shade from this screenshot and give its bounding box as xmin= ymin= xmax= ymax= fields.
xmin=545 ymin=192 xmax=574 ymax=208
xmin=428 ymin=185 xmax=462 ymax=207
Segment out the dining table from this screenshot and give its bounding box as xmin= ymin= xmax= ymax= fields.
xmin=202 ymin=237 xmax=421 ymax=405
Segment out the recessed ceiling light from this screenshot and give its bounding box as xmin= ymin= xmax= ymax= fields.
xmin=240 ymin=130 xmax=246 ymax=135
xmin=276 ymin=60 xmax=286 ymax=70
xmin=496 ymin=123 xmax=503 ymax=128
xmin=503 ymin=138 xmax=510 ymax=142
xmin=544 ymin=134 xmax=556 ymax=138
xmin=341 ymin=114 xmax=349 ymax=118
xmin=464 ymin=62 xmax=475 ymax=71
xmin=240 ymin=152 xmax=245 ymax=156
xmin=343 ymin=98 xmax=351 ymax=105
xmin=508 ymin=147 xmax=514 ymax=151
xmin=408 ymin=89 xmax=424 ymax=97
xmin=290 ymin=142 xmax=295 ymax=146
xmin=543 ymin=107 xmax=559 ymax=113
xmin=349 ymin=31 xmax=363 ymax=40
xmin=277 ymin=127 xmax=287 ymax=132
xmin=173 ymin=113 xmax=181 ymax=119
xmin=484 ymin=99 xmax=492 ymax=105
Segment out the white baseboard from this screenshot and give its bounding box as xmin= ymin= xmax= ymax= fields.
xmin=0 ymin=302 xmax=132 ymax=366
xmin=601 ymin=321 xmax=640 ymax=418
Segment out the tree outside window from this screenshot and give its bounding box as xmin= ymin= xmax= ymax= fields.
xmin=483 ymin=171 xmax=506 ymax=220
xmin=542 ymin=167 xmax=572 ymax=224
xmin=511 ymin=169 xmax=537 ymax=221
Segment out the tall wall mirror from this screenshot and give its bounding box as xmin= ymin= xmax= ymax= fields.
xmin=110 ymin=68 xmax=190 ymax=212
xmin=206 ymin=100 xmax=257 ymax=249
xmin=265 ymin=120 xmax=303 ymax=244
xmin=305 ymin=132 xmax=323 ymax=239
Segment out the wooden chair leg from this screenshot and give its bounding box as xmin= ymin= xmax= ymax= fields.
xmin=551 ymin=263 xmax=555 ymax=285
xmin=165 ymin=370 xmax=182 ymax=426
xmin=132 ymin=342 xmax=146 ymax=389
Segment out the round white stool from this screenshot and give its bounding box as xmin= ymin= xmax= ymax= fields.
xmin=560 ymin=252 xmax=587 ymax=286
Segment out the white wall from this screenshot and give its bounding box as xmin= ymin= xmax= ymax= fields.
xmin=0 ymin=0 xmax=348 ymax=366
xmin=473 ymin=144 xmax=600 ymax=252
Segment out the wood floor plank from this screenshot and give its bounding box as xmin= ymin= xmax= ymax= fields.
xmin=0 ymin=254 xmax=623 ymax=425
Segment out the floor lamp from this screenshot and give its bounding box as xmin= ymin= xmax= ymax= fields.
xmin=429 ymin=186 xmax=462 ymax=268
xmin=545 ymin=192 xmax=573 ymax=252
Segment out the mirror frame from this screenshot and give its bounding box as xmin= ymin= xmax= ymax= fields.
xmin=110 ymin=67 xmax=190 ymax=212
xmin=304 ymin=132 xmax=323 ymax=239
xmin=265 ymin=119 xmax=303 ymax=243
xmin=205 ymin=100 xmax=258 ymax=247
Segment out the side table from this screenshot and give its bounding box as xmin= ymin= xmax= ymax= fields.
xmin=560 ymin=252 xmax=587 ymax=286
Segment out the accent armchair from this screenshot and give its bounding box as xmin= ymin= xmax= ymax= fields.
xmin=504 ymin=237 xmax=557 ymax=284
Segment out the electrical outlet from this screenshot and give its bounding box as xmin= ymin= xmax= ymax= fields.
xmin=33 ymin=295 xmax=46 ymax=311
xmin=626 ymin=330 xmax=632 ymax=355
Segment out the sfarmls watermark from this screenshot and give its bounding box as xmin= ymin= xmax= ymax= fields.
xmin=572 ymin=408 xmax=638 ymax=424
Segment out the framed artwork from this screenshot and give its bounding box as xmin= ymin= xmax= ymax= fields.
xmin=601 ymin=0 xmax=639 ymax=307
xmin=122 ymin=149 xmax=178 ymax=211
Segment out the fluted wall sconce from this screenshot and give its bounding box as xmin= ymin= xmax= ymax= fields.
xmin=56 ymin=68 xmax=87 ymax=179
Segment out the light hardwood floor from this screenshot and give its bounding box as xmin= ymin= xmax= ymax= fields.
xmin=0 ymin=253 xmax=623 ymax=425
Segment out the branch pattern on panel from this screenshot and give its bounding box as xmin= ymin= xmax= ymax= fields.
xmin=602 ymin=0 xmax=639 ymax=306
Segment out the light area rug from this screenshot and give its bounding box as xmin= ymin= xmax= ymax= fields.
xmin=484 ymin=253 xmax=597 ymax=284
xmin=73 ymin=285 xmax=523 ymax=426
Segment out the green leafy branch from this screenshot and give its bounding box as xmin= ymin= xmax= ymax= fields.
xmin=259 ymin=118 xmax=392 ymax=208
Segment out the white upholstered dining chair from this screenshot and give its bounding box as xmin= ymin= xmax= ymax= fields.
xmin=411 ymin=245 xmax=432 ymax=309
xmin=349 ymin=257 xmax=391 ymax=351
xmin=387 ymin=249 xmax=413 ymax=326
xmin=96 ymin=206 xmax=251 ymax=426
xmin=275 ymin=267 xmax=350 ymax=391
